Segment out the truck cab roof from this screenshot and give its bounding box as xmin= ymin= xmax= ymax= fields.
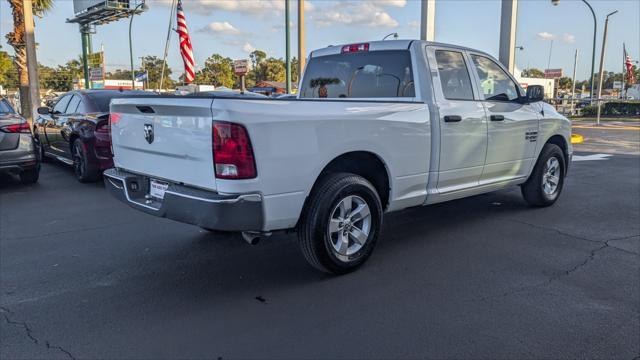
xmin=310 ymin=40 xmax=492 ymax=59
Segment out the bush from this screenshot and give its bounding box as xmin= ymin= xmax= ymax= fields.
xmin=581 ymin=101 xmax=640 ymax=117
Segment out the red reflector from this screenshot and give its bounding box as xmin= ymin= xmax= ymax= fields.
xmin=341 ymin=43 xmax=369 ymax=53
xmin=0 ymin=122 xmax=30 ymax=134
xmin=212 ymin=121 xmax=256 ymax=179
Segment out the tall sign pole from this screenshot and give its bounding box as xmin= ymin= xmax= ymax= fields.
xmin=22 ymin=0 xmax=40 ymax=124
xmin=80 ymin=25 xmax=91 ymax=89
xmin=285 ymin=0 xmax=291 ymax=93
xmin=297 ymin=0 xmax=305 ymax=85
xmin=420 ymin=0 xmax=435 ymax=41
xmin=499 ymin=0 xmax=518 ymax=74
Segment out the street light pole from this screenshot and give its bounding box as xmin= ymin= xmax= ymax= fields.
xmin=552 ymin=0 xmax=597 ymax=103
xmin=297 ymin=0 xmax=305 ymax=86
xmin=596 ymin=10 xmax=618 ymax=126
xmin=285 ymin=0 xmax=291 ymax=94
xmin=129 ymin=2 xmax=148 ymax=89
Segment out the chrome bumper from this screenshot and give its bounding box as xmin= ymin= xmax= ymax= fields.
xmin=104 ymin=168 xmax=264 ymax=231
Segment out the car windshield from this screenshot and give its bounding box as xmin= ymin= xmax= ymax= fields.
xmin=0 ymin=99 xmax=15 ymax=114
xmin=299 ymin=50 xmax=415 ymax=99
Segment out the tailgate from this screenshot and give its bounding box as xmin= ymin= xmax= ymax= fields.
xmin=110 ymin=97 xmax=217 ymax=190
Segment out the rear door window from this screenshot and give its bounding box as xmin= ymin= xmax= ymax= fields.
xmin=434 ymin=50 xmax=474 ymax=100
xmin=53 ymin=95 xmax=72 ymax=114
xmin=300 ymin=50 xmax=415 ymax=99
xmin=66 ymin=95 xmax=82 ymax=114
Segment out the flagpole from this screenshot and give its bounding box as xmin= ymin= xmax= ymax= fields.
xmin=160 ymin=0 xmax=177 ymax=92
xmin=622 ymin=43 xmax=626 ymax=99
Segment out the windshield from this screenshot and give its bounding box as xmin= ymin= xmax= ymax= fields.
xmin=0 ymin=99 xmax=15 ymax=114
xmin=300 ymin=50 xmax=415 ymax=99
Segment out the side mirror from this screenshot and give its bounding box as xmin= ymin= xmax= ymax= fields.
xmin=526 ymin=85 xmax=544 ymax=103
xmin=37 ymin=107 xmax=51 ymax=115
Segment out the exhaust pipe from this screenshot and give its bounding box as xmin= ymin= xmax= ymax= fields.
xmin=242 ymin=231 xmax=272 ymax=245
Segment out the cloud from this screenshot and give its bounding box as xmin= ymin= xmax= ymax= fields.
xmin=242 ymin=42 xmax=256 ymax=53
xmin=376 ymin=0 xmax=408 ymax=7
xmin=561 ymin=33 xmax=575 ymax=43
xmin=165 ymin=0 xmax=314 ymax=17
xmin=536 ymin=31 xmax=575 ymax=43
xmin=536 ymin=32 xmax=555 ymax=41
xmin=408 ymin=20 xmax=420 ymax=29
xmin=311 ymin=2 xmax=399 ymax=28
xmin=200 ymin=21 xmax=240 ymax=35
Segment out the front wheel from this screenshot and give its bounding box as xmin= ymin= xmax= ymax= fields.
xmin=298 ymin=173 xmax=383 ymax=275
xmin=521 ymin=143 xmax=566 ymax=207
xmin=19 ymin=167 xmax=40 ymax=184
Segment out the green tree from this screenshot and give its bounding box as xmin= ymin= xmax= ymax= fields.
xmin=521 ymin=68 xmax=545 ymax=78
xmin=106 ymin=69 xmax=133 ymax=80
xmin=6 ymin=0 xmax=54 ymax=114
xmin=195 ymin=54 xmax=234 ymax=88
xmin=255 ymin=57 xmax=285 ymax=83
xmin=0 ymin=47 xmax=18 ymax=88
xmin=557 ymin=76 xmax=573 ymax=90
xmin=140 ymin=55 xmax=175 ymax=90
xmin=249 ymin=50 xmax=267 ymax=69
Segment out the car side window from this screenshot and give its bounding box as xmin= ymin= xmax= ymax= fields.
xmin=434 ymin=50 xmax=474 ymax=101
xmin=66 ymin=95 xmax=82 ymax=114
xmin=76 ymin=99 xmax=88 ymax=114
xmin=53 ymin=95 xmax=72 ymax=114
xmin=470 ymin=54 xmax=520 ymax=101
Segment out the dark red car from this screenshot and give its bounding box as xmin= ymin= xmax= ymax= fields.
xmin=34 ymin=90 xmax=149 ymax=182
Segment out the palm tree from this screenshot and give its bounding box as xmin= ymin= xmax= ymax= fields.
xmin=5 ymin=0 xmax=53 ymax=115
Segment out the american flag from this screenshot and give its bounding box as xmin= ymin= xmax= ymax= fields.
xmin=176 ymin=0 xmax=195 ymax=83
xmin=624 ymin=45 xmax=636 ymax=85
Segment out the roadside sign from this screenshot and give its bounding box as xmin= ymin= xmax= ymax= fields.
xmin=544 ymin=68 xmax=563 ymax=79
xmin=233 ymin=59 xmax=250 ymax=76
xmin=89 ymin=67 xmax=104 ymax=81
xmin=135 ymin=71 xmax=148 ymax=82
xmin=613 ymin=81 xmax=623 ymax=90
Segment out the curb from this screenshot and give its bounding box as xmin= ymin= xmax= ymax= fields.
xmin=571 ymin=134 xmax=584 ymax=144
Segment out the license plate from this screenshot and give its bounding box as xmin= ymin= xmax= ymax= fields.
xmin=149 ymin=179 xmax=169 ymax=200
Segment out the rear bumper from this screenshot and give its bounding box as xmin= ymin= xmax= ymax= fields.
xmin=0 ymin=135 xmax=38 ymax=173
xmin=103 ymin=168 xmax=264 ymax=231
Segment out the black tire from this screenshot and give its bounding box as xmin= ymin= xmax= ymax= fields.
xmin=521 ymin=143 xmax=566 ymax=207
xmin=19 ymin=167 xmax=39 ymax=184
xmin=298 ymin=172 xmax=383 ymax=275
xmin=72 ymin=139 xmax=100 ymax=183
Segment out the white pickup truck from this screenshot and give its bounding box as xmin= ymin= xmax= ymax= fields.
xmin=105 ymin=40 xmax=572 ymax=274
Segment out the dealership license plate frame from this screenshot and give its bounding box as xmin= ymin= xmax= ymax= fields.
xmin=149 ymin=178 xmax=169 ymax=200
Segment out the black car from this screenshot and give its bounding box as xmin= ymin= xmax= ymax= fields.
xmin=0 ymin=97 xmax=40 ymax=184
xmin=34 ymin=89 xmax=149 ymax=182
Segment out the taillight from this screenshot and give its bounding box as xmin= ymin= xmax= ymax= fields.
xmin=212 ymin=121 xmax=256 ymax=179
xmin=0 ymin=122 xmax=31 ymax=134
xmin=95 ymin=121 xmax=110 ymax=134
xmin=341 ymin=43 xmax=369 ymax=53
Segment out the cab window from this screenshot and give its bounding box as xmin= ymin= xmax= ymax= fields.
xmin=434 ymin=50 xmax=474 ymax=100
xmin=470 ymin=54 xmax=520 ymax=101
xmin=53 ymin=95 xmax=72 ymax=114
xmin=66 ymin=95 xmax=82 ymax=114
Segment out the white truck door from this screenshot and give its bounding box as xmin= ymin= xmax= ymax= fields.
xmin=427 ymin=48 xmax=488 ymax=193
xmin=467 ymin=53 xmax=539 ymax=184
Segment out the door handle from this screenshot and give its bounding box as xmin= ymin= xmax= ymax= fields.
xmin=444 ymin=115 xmax=462 ymax=122
xmin=490 ymin=115 xmax=505 ymax=121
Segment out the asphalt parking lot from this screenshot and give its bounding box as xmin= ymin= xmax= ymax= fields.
xmin=1 ymin=126 xmax=639 ymax=359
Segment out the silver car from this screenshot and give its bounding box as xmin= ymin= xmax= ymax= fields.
xmin=0 ymin=98 xmax=40 ymax=184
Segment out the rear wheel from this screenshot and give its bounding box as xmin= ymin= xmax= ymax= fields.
xmin=72 ymin=139 xmax=100 ymax=183
xmin=298 ymin=173 xmax=383 ymax=274
xmin=521 ymin=143 xmax=566 ymax=207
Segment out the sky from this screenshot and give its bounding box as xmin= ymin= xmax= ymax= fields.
xmin=0 ymin=0 xmax=638 ymax=82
